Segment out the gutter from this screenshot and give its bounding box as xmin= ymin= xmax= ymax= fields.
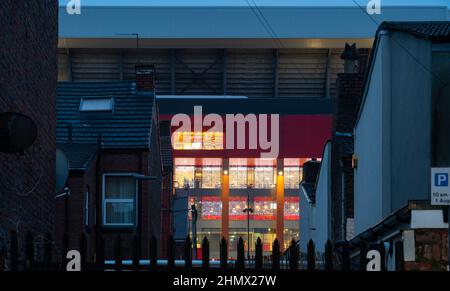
xmin=349 ymin=200 xmax=436 ymax=245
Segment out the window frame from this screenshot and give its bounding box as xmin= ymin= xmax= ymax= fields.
xmin=174 ymin=165 xmax=196 ymax=189
xmin=201 ymin=166 xmax=222 ymax=189
xmin=253 ymin=166 xmax=275 ymax=189
xmin=229 ymin=166 xmax=248 ymax=189
xmin=284 ymin=166 xmax=301 ymax=189
xmin=79 ymin=97 xmax=114 ymax=112
xmin=102 ymin=173 xmax=139 ymax=228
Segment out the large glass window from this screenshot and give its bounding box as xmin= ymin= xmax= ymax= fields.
xmin=284 ymin=197 xmax=300 ymax=220
xmin=284 ymin=167 xmax=301 ymax=189
xmin=254 ymin=197 xmax=276 ymax=220
xmin=229 ymin=197 xmax=247 ymax=220
xmin=254 ymin=167 xmax=275 ymax=189
xmin=203 ymin=132 xmax=224 ymax=150
xmin=174 ymin=166 xmax=195 ymax=189
xmin=201 ymin=167 xmax=222 ymax=189
xmin=201 ymin=196 xmax=222 ymax=220
xmin=229 ymin=167 xmax=248 ymax=189
xmin=172 ymin=132 xmax=223 ymax=150
xmin=103 ymin=175 xmax=137 ymax=226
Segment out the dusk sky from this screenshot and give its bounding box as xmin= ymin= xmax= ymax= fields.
xmin=59 ymin=0 xmax=450 ymax=7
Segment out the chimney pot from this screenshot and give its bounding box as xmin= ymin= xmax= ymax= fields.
xmin=135 ymin=65 xmax=155 ymax=93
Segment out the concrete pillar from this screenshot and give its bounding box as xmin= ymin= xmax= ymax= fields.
xmin=276 ymin=159 xmax=285 ymax=251
xmin=221 ymin=159 xmax=230 ymax=242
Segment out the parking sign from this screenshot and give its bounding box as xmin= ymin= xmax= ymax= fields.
xmin=431 ymin=168 xmax=450 ymax=205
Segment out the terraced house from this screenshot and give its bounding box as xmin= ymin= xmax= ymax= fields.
xmin=56 ymin=66 xmax=165 ymax=261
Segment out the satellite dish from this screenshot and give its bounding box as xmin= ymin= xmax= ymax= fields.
xmin=0 ymin=112 xmax=38 ymax=153
xmin=56 ymin=149 xmax=70 ymax=193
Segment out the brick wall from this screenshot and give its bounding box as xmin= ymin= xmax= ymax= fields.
xmin=94 ymin=149 xmax=163 ymax=259
xmin=55 ymin=157 xmax=98 ymax=264
xmin=160 ymin=173 xmax=173 ymax=258
xmin=0 ymin=0 xmax=57 ymax=268
xmin=330 ymin=73 xmax=364 ymax=242
xmin=404 ymin=229 xmax=449 ymax=271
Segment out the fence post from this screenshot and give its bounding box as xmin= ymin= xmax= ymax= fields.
xmin=359 ymin=241 xmax=367 ymax=271
xmin=44 ymin=233 xmax=52 ymax=271
xmin=79 ymin=233 xmax=87 ymax=271
xmin=114 ymin=235 xmax=122 ymax=271
xmin=202 ymin=237 xmax=209 ymax=269
xmin=255 ymin=238 xmax=263 ymax=271
xmin=61 ymin=232 xmax=69 ymax=271
xmin=0 ymin=243 xmax=5 ymax=272
xmin=289 ymin=239 xmax=299 ymax=270
xmin=341 ymin=241 xmax=351 ymax=271
xmin=220 ymin=237 xmax=227 ymax=270
xmin=132 ymin=234 xmax=140 ymax=271
xmin=10 ymin=231 xmax=18 ymax=271
xmin=168 ymin=236 xmax=175 ymax=270
xmin=307 ymin=239 xmax=315 ymax=271
xmin=25 ymin=232 xmax=34 ymax=271
xmin=324 ymin=240 xmax=333 ymax=271
xmin=272 ymin=239 xmax=280 ymax=270
xmin=184 ymin=236 xmax=192 ymax=269
xmin=378 ymin=241 xmax=386 ymax=271
xmin=236 ymin=237 xmax=245 ymax=270
xmin=96 ymin=233 xmax=105 ymax=271
xmin=150 ymin=236 xmax=157 ymax=270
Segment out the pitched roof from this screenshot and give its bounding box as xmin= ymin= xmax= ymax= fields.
xmin=57 ymin=82 xmax=155 ymax=149
xmin=379 ymin=21 xmax=450 ymax=42
xmin=301 ymin=182 xmax=316 ymax=204
xmin=354 ymin=21 xmax=450 ymax=127
xmin=57 ymin=143 xmax=98 ymax=170
xmin=300 ymin=159 xmax=322 ymax=204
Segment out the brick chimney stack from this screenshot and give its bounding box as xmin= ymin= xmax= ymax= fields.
xmin=341 ymin=43 xmax=360 ymax=74
xmin=135 ymin=65 xmax=155 ymax=93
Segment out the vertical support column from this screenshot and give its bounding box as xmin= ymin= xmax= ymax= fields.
xmin=170 ymin=49 xmax=176 ymax=95
xmin=325 ymin=48 xmax=332 ymax=99
xmin=221 ymin=159 xmax=230 ymax=242
xmin=222 ymin=49 xmax=228 ymax=96
xmin=273 ymin=49 xmax=279 ymax=98
xmin=119 ymin=49 xmax=124 ymax=81
xmin=66 ymin=48 xmax=73 ymax=82
xmin=276 ymin=159 xmax=285 ymax=251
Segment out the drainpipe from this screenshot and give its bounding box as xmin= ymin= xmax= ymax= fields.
xmin=341 ymin=162 xmax=346 ymax=241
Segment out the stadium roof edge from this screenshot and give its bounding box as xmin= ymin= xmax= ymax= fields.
xmin=59 ymin=5 xmax=449 ymax=45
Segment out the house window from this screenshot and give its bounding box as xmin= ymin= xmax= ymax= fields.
xmin=254 ymin=167 xmax=275 ymax=189
xmin=284 ymin=167 xmax=301 ymax=189
xmin=174 ymin=166 xmax=195 ymax=189
xmin=201 ymin=167 xmax=222 ymax=189
xmin=229 ymin=167 xmax=248 ymax=189
xmin=103 ymin=175 xmax=137 ymax=227
xmin=79 ymin=97 xmax=113 ymax=112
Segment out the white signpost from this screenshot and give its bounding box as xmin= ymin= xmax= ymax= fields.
xmin=431 ymin=168 xmax=450 ymax=205
xmin=430 ymin=168 xmax=450 ymax=271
